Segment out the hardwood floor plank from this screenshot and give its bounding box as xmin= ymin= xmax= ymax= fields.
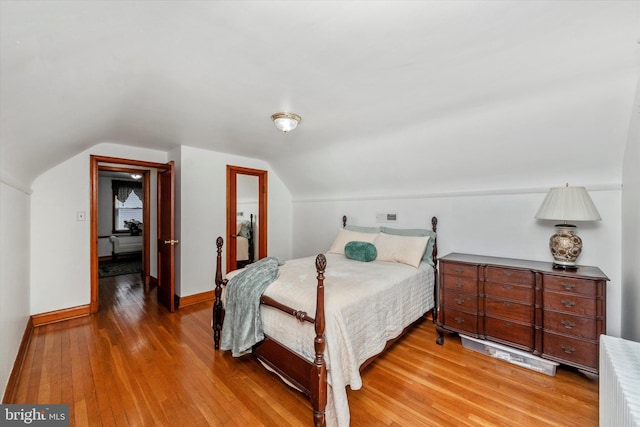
xmin=8 ymin=272 xmax=598 ymax=426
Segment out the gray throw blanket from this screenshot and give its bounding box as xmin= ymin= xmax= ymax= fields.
xmin=220 ymin=257 xmax=280 ymax=357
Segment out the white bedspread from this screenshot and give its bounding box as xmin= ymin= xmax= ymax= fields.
xmin=256 ymin=253 xmax=435 ymax=427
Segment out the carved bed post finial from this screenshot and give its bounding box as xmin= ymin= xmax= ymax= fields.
xmin=342 ymin=215 xmax=347 ymax=228
xmin=311 ymin=253 xmax=327 ymax=427
xmin=213 ymin=236 xmax=226 ymax=349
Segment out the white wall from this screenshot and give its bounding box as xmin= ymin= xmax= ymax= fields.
xmin=621 ymin=75 xmax=640 ymax=342
xmin=292 ymin=186 xmax=623 ymax=337
xmin=0 ymin=182 xmax=31 ymax=397
xmin=30 ymin=143 xmax=168 ymax=314
xmin=173 ymin=145 xmax=292 ymax=298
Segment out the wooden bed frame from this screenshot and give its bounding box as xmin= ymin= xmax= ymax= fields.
xmin=212 ymin=216 xmax=438 ymax=427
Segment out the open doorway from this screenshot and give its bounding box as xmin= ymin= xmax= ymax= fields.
xmin=96 ymin=167 xmax=147 ymax=286
xmin=90 ymin=155 xmax=176 ymax=313
xmin=226 ymin=165 xmax=268 ymax=272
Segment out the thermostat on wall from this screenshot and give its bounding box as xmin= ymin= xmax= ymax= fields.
xmin=376 ymin=212 xmax=398 ymax=223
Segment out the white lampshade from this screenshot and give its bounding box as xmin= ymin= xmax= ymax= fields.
xmin=271 ymin=112 xmax=301 ymax=133
xmin=535 ymin=186 xmax=601 ymax=223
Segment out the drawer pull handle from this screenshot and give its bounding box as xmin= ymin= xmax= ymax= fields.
xmin=455 ymin=297 xmax=465 ymax=305
xmin=561 ymin=282 xmax=576 ymax=291
xmin=503 ymin=271 xmax=512 ymax=277
xmin=455 ymin=281 xmax=464 ymax=289
xmin=503 ymin=301 xmax=513 ymax=308
xmin=561 ymin=320 xmax=576 ymax=329
xmin=503 ymin=284 xmax=513 ymax=290
xmin=454 ymin=316 xmax=465 ymax=324
xmin=561 ymin=344 xmax=576 ymax=354
xmin=561 ymin=299 xmax=576 ymax=308
xmin=455 ymin=268 xmax=464 ymax=274
xmin=504 ymin=321 xmax=512 ymax=327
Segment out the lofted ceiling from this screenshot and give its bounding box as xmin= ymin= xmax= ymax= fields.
xmin=1 ymin=1 xmax=638 ymax=197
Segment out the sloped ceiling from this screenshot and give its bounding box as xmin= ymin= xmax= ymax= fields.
xmin=1 ymin=1 xmax=638 ymax=197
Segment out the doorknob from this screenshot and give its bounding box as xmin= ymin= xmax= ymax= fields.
xmin=164 ymin=239 xmax=179 ymax=245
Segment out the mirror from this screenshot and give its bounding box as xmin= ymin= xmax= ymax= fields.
xmin=235 ymin=174 xmax=258 ymax=268
xmin=226 ymin=165 xmax=268 ymax=272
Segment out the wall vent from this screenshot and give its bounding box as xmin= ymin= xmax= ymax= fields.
xmin=376 ymin=213 xmax=398 ymax=223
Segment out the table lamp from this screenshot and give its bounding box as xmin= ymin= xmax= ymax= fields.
xmin=535 ymin=184 xmax=601 ymax=269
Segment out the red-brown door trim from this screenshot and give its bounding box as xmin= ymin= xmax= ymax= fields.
xmin=90 ymin=155 xmax=170 ymax=313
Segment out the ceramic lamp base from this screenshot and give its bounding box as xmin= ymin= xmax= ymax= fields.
xmin=549 ymin=224 xmax=581 ymax=270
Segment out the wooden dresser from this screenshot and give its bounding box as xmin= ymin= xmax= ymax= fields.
xmin=436 ymin=253 xmax=609 ymax=374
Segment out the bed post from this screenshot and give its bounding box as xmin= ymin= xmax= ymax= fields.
xmin=248 ymin=214 xmax=255 ymax=263
xmin=311 ymin=254 xmax=327 ymax=427
xmin=431 ymin=216 xmax=438 ymax=270
xmin=431 ymin=216 xmax=438 ymax=324
xmin=213 ymin=236 xmax=227 ymax=349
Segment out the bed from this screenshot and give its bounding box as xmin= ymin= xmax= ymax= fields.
xmin=212 ymin=216 xmax=438 ymax=427
xmin=235 ymin=214 xmax=255 ymax=268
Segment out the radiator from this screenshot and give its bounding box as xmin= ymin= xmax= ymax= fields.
xmin=600 ymin=335 xmax=640 ymax=427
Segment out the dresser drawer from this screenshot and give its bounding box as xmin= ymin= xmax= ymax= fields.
xmin=543 ymin=331 xmax=598 ymax=369
xmin=543 ymin=311 xmax=598 ymax=340
xmin=440 ymin=308 xmax=478 ymax=335
xmin=442 ymin=262 xmax=478 ymax=279
xmin=543 ymin=275 xmax=599 ymax=296
xmin=484 ymin=281 xmax=533 ymax=303
xmin=544 ymin=292 xmax=598 ymax=317
xmin=485 ymin=316 xmax=534 ymax=350
xmin=485 ymin=266 xmax=535 ymax=286
xmin=443 ymin=291 xmax=478 ymax=312
xmin=442 ymin=274 xmax=478 ymax=294
xmin=485 ymin=297 xmax=533 ymax=323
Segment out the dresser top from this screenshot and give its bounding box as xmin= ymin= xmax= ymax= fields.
xmin=440 ymin=252 xmax=609 ymax=281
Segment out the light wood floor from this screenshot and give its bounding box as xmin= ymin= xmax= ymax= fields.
xmin=9 ymin=273 xmax=599 ymax=426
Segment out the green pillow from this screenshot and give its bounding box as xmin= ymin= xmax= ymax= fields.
xmin=344 ymin=241 xmax=378 ymax=262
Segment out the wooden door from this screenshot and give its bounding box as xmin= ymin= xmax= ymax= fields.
xmin=157 ymin=161 xmax=176 ymax=312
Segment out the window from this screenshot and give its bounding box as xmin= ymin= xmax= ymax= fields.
xmin=111 ymin=179 xmax=144 ymax=233
xmin=114 ymin=191 xmax=143 ymax=231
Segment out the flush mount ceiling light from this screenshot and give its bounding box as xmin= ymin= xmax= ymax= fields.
xmin=130 ymin=173 xmax=142 ymax=180
xmin=271 ymin=112 xmax=301 ymax=133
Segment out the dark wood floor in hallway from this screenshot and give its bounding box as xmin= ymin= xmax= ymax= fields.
xmin=10 ymin=272 xmax=599 ymax=426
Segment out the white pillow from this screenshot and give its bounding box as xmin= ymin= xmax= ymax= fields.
xmin=328 ymin=229 xmax=379 ymax=255
xmin=374 ymin=233 xmax=430 ymax=268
